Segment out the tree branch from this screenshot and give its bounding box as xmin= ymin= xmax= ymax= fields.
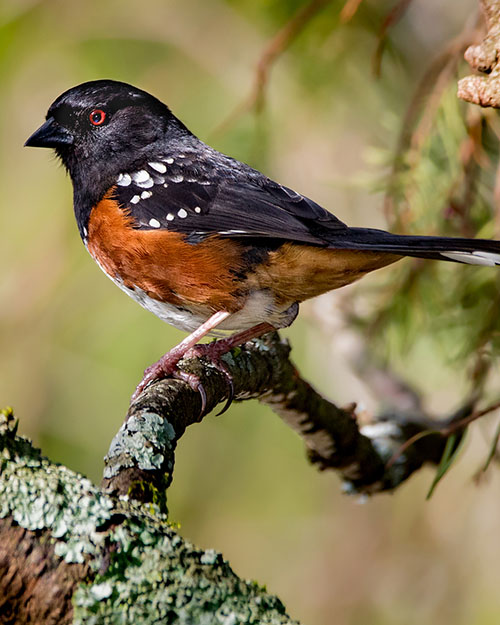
xmin=101 ymin=332 xmax=472 ymax=503
xmin=372 ymin=0 xmax=415 ymax=77
xmin=213 ymin=0 xmax=331 ymax=134
xmin=2 ymin=328 xmax=479 ymax=621
xmin=0 ymin=409 xmax=299 ymax=625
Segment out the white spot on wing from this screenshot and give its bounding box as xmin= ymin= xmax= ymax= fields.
xmin=171 ymin=175 xmax=184 ymax=183
xmin=149 ymin=162 xmax=167 ymax=173
xmin=130 ymin=195 xmax=140 ymax=204
xmin=166 ymin=213 xmax=174 ymax=221
xmin=178 ymin=208 xmax=188 ymax=218
xmin=117 ymin=173 xmax=131 ymax=186
xmin=137 ymin=177 xmax=154 ymax=189
xmin=194 ymin=206 xmax=202 ymax=214
xmin=133 ymin=170 xmax=150 ymax=183
xmin=165 ymin=157 xmax=174 ymax=164
xmin=149 ymin=218 xmax=161 ymax=228
xmin=141 ymin=191 xmax=152 ymax=199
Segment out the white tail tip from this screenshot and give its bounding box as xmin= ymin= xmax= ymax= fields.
xmin=440 ymin=250 xmax=500 ymax=266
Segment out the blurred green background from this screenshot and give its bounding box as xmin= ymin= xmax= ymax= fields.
xmin=3 ymin=0 xmax=500 ymax=623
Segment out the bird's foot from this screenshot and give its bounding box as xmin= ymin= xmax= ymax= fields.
xmin=131 ymin=349 xmax=188 ymax=403
xmin=130 ymin=342 xmax=233 ymax=416
xmin=131 ymin=321 xmax=275 ymax=412
xmin=130 ymin=311 xmax=233 ymax=407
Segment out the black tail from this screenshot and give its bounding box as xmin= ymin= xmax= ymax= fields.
xmin=330 ymin=227 xmax=500 ymax=266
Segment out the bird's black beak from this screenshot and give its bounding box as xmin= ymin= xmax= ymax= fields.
xmin=25 ymin=117 xmax=74 ymax=148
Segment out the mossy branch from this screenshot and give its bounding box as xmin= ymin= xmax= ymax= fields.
xmin=102 ymin=332 xmax=470 ymax=507
xmin=0 ymin=327 xmax=473 ymax=623
xmin=0 ymin=409 xmax=298 ymax=625
xmin=0 ymin=333 xmax=474 ymax=622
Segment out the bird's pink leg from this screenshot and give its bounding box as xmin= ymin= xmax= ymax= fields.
xmin=131 ymin=315 xmax=275 ymax=411
xmin=184 ymin=322 xmax=275 ymax=361
xmin=132 ymin=310 xmax=230 ymax=401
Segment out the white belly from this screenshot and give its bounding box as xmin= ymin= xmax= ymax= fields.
xmin=114 ymin=277 xmax=282 ymax=333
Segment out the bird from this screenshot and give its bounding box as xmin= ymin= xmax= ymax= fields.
xmin=25 ymin=79 xmax=500 ymax=408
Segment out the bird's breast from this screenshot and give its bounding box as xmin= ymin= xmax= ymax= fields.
xmin=84 ymin=193 xmax=285 ymax=331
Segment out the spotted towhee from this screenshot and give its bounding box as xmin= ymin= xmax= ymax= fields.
xmin=26 ymin=80 xmax=500 ymax=404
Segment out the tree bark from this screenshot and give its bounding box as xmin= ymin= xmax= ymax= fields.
xmin=5 ymin=4 xmax=495 ymax=619
xmin=0 ymin=408 xmax=298 ymax=625
xmin=102 ymin=332 xmax=465 ymax=506
xmin=0 ymin=332 xmax=468 ymax=623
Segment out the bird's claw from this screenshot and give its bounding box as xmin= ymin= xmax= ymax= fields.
xmin=130 ymin=354 xmax=205 ymax=409
xmin=131 ymin=344 xmax=235 ymax=417
xmin=182 ymin=344 xmax=235 ymax=415
xmin=215 ymin=370 xmax=234 ymax=416
xmin=171 ymin=369 xmax=207 ymax=418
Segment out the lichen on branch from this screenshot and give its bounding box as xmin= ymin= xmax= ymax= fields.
xmin=0 ymin=408 xmax=298 ymax=625
xmin=101 ymin=333 xmax=468 ymax=505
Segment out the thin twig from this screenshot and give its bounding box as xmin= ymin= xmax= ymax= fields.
xmin=372 ymin=0 xmax=415 ymax=77
xmin=384 ymin=15 xmax=479 ymax=223
xmin=340 ymin=0 xmax=364 ymax=23
xmin=386 ymin=397 xmax=500 ymax=469
xmin=494 ymin=154 xmax=500 ymax=237
xmin=443 ymin=398 xmax=500 ymax=435
xmin=213 ymin=0 xmax=332 ymax=136
xmin=445 ymin=108 xmax=484 ymax=237
xmin=385 ymin=429 xmax=441 ymax=469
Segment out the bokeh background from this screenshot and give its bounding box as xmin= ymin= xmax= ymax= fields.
xmin=3 ymin=0 xmax=500 ymax=623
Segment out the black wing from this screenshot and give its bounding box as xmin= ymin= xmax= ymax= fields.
xmin=111 ymin=154 xmax=348 ymax=246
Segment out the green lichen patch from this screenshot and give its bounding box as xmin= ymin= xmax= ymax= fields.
xmin=0 ymin=408 xmax=114 ymax=565
xmin=1 ymin=410 xmax=299 ymax=624
xmin=73 ymin=514 xmax=298 ymax=625
xmin=103 ymin=411 xmax=176 ymax=480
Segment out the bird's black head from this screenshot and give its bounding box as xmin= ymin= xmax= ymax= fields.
xmin=26 ymin=79 xmax=192 ymax=210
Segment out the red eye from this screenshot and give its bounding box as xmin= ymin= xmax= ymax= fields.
xmin=89 ymin=109 xmax=106 ymax=126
